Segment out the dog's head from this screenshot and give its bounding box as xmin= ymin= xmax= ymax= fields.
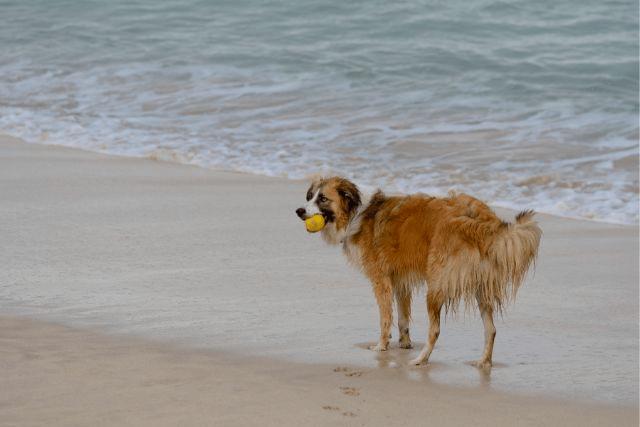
xmin=295 ymin=176 xmax=362 ymax=244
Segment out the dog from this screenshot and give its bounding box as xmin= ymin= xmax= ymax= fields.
xmin=296 ymin=176 xmax=542 ymax=367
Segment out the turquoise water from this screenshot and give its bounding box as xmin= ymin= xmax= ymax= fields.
xmin=1 ymin=0 xmax=638 ymax=223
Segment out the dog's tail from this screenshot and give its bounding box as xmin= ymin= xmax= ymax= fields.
xmin=478 ymin=210 xmax=542 ymax=311
xmin=434 ymin=210 xmax=542 ymax=314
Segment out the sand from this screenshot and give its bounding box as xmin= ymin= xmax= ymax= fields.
xmin=0 ymin=134 xmax=638 ymax=426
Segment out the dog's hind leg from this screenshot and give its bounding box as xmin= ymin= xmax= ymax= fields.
xmin=369 ymin=274 xmax=393 ymax=351
xmin=395 ymin=286 xmax=413 ymax=349
xmin=476 ymin=298 xmax=496 ymax=368
xmin=410 ymin=290 xmax=443 ymax=365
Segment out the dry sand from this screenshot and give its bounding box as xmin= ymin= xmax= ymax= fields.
xmin=0 ymin=134 xmax=638 ymax=426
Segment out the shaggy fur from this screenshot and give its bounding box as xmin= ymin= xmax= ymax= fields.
xmin=296 ymin=176 xmax=542 ymax=367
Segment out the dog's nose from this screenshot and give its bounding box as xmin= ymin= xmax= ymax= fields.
xmin=296 ymin=208 xmax=306 ymax=219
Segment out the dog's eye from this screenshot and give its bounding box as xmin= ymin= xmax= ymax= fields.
xmin=306 ymin=190 xmax=313 ymax=201
xmin=318 ymin=194 xmax=328 ymax=203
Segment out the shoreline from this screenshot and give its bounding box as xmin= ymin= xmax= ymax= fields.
xmin=1 ymin=134 xmax=638 ymax=424
xmin=5 ymin=135 xmax=638 ymax=228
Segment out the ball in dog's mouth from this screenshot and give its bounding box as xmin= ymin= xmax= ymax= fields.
xmin=305 ymin=214 xmax=325 ymax=233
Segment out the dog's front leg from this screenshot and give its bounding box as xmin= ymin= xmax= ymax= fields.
xmin=369 ymin=275 xmax=393 ymax=351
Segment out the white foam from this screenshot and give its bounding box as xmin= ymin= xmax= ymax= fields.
xmin=0 ymin=59 xmax=637 ymax=225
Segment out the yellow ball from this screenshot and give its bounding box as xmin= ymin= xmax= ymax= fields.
xmin=305 ymin=214 xmax=325 ymax=233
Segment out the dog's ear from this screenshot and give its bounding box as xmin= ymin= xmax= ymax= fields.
xmin=305 ymin=173 xmax=324 ymax=201
xmin=337 ymin=181 xmax=361 ymax=216
xmin=308 ymin=172 xmax=323 ymax=186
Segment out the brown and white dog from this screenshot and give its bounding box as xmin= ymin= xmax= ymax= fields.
xmin=296 ymin=176 xmax=542 ymax=367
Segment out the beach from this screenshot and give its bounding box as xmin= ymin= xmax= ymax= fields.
xmin=0 ymin=134 xmax=638 ymax=426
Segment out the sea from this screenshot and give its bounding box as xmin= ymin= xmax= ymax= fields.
xmin=1 ymin=0 xmax=638 ymax=224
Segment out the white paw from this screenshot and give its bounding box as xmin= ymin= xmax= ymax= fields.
xmin=369 ymin=343 xmax=388 ymax=352
xmin=409 ymin=356 xmax=425 ymax=366
xmin=471 ymin=360 xmax=492 ymax=369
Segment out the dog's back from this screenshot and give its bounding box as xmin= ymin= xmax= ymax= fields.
xmin=350 ymin=191 xmax=541 ymax=308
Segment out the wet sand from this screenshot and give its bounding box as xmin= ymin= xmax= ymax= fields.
xmin=2 ymin=315 xmax=636 ymax=427
xmin=1 ymin=134 xmax=638 ymax=425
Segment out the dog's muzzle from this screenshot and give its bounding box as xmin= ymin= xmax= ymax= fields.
xmin=295 ymin=207 xmax=307 ymax=219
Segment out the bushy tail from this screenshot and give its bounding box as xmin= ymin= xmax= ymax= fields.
xmin=434 ymin=210 xmax=542 ymax=314
xmin=481 ymin=210 xmax=542 ymax=308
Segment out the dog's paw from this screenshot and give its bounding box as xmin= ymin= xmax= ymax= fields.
xmin=369 ymin=343 xmax=389 ymax=352
xmin=399 ymin=340 xmax=413 ymax=349
xmin=409 ymin=356 xmax=426 ymax=366
xmin=470 ymin=360 xmax=492 ymax=370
